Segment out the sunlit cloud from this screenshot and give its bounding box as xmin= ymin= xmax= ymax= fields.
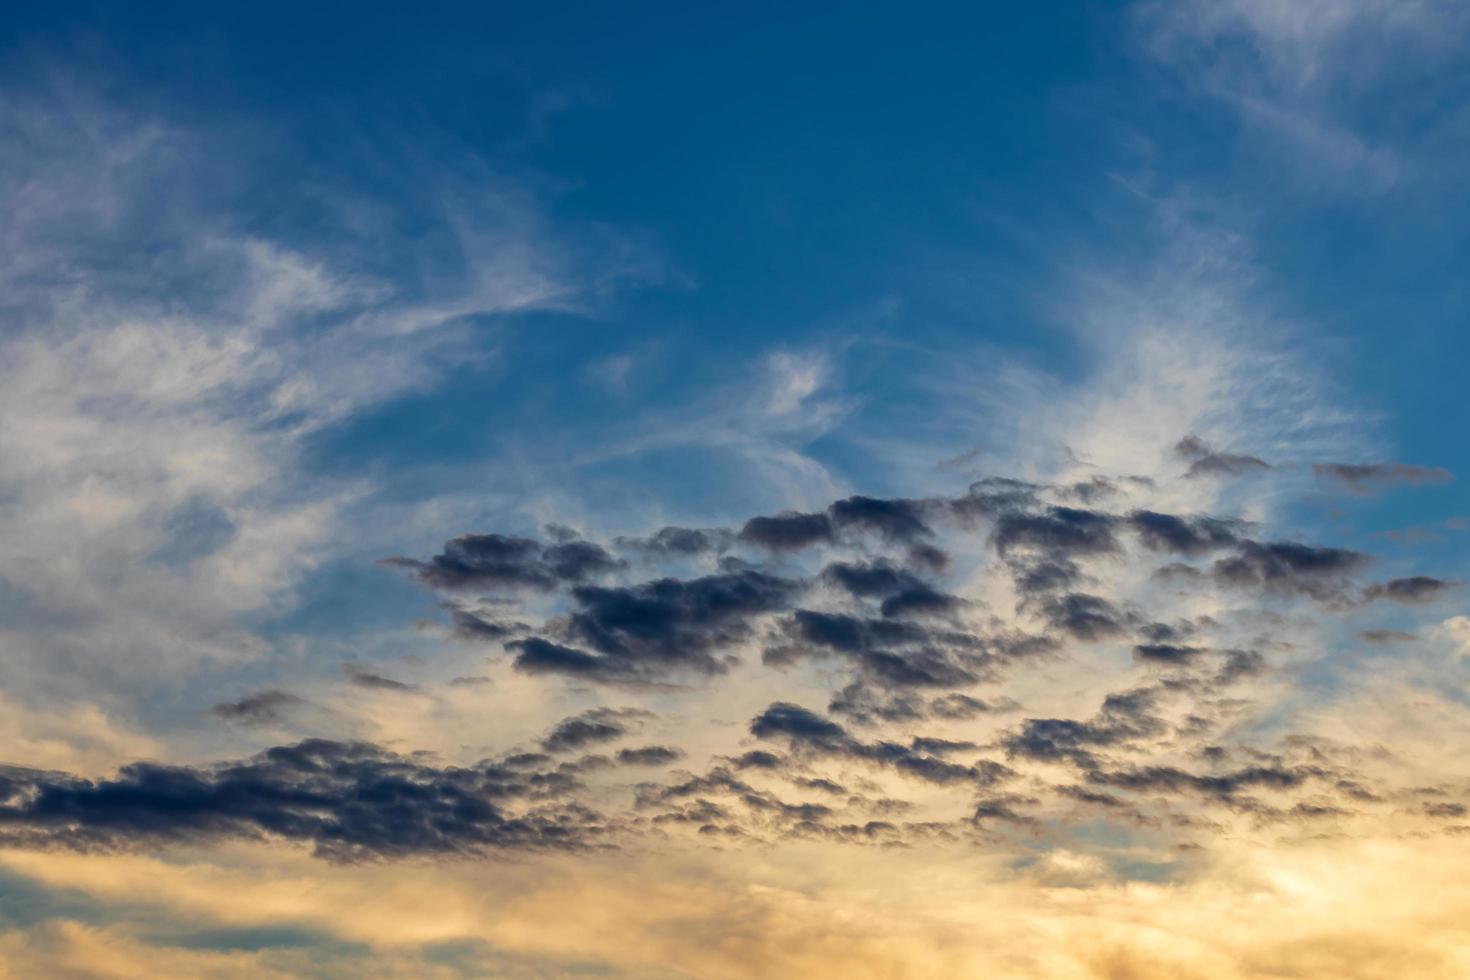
xmin=1 ymin=4 xmax=1467 ymax=977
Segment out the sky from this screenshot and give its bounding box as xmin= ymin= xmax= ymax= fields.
xmin=1 ymin=2 xmax=1469 ymax=978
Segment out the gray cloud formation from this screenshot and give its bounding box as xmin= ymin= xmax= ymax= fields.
xmin=1314 ymin=462 xmax=1452 ymax=494
xmin=0 ymin=740 xmax=607 ymax=861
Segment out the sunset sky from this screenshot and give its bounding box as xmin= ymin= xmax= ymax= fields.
xmin=2 ymin=3 xmax=1470 ymax=978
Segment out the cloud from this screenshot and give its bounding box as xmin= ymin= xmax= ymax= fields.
xmin=616 ymin=746 xmax=684 ymax=767
xmin=0 ymin=75 xmax=666 ymax=758
xmin=828 ymin=496 xmax=933 ymax=543
xmin=1036 ymin=593 xmax=1131 ymax=642
xmin=1201 ymin=539 xmax=1371 ymax=600
xmin=1359 ymin=628 xmax=1415 ymax=644
xmin=506 ymin=570 xmax=804 ymax=684
xmin=5 ymin=28 xmax=1470 ymax=979
xmin=748 ymin=702 xmax=1014 ymax=788
xmin=1136 ymin=0 xmax=1469 ymax=192
xmin=994 ymin=506 xmax=1120 ymax=557
xmin=1174 ymin=435 xmax=1272 ymax=479
xmin=342 ymin=664 xmax=420 ymax=693
xmin=0 ymin=740 xmax=606 ymax=860
xmin=738 ymin=512 xmax=836 ymax=551
xmin=1362 ymin=576 xmax=1456 ymax=605
xmin=767 ymin=610 xmax=984 ymax=689
xmin=0 ymin=431 xmax=1464 ymax=978
xmin=614 ymin=527 xmax=735 ymax=558
xmin=540 ymin=708 xmax=649 ymax=753
xmin=1127 ymin=510 xmax=1242 ymax=554
xmin=750 ymin=703 xmax=848 ymax=744
xmin=737 ymin=495 xmax=932 ymax=553
xmin=1132 ymin=643 xmax=1205 ymax=666
xmin=1314 ymin=463 xmax=1454 ymax=494
xmin=386 ymin=534 xmax=623 ymax=592
xmin=209 ymin=691 xmax=308 ymax=726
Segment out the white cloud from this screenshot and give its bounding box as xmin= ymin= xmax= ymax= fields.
xmin=1137 ymin=0 xmax=1468 ymax=193
xmin=0 ymin=80 xmax=663 ymax=759
xmin=1437 ymin=615 xmax=1470 ymax=659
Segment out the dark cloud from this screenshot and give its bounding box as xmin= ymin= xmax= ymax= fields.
xmin=636 ymin=767 xmax=756 ymax=809
xmin=511 ymin=570 xmax=803 ymax=684
xmin=1185 ymin=453 xmax=1271 ymax=478
xmin=544 ymin=540 xmax=626 ymax=582
xmin=1006 ymin=556 xmax=1083 ymax=596
xmin=1314 ymin=463 xmax=1452 ymax=494
xmin=566 ymin=571 xmax=800 ymax=677
xmin=560 ymin=754 xmax=616 ymax=774
xmin=342 ymin=664 xmax=419 ymax=693
xmin=617 ymin=746 xmax=684 ymax=767
xmin=385 ymin=533 xmax=622 ymax=592
xmin=880 ymin=586 xmax=961 ymax=619
xmin=971 ymin=795 xmax=1039 ymax=826
xmin=1036 ymin=593 xmax=1129 ymax=641
xmin=1362 ymin=576 xmax=1455 ymax=605
xmin=817 ymin=558 xmax=961 ymax=620
xmin=1215 ymin=649 xmax=1267 ymax=686
xmin=1137 ymin=620 xmax=1195 ymax=644
xmin=828 ymin=682 xmax=928 ymax=726
xmin=441 ymin=603 xmax=527 ymax=641
xmin=906 ymin=543 xmax=952 ymax=574
xmin=1001 ymin=688 xmax=1166 ymax=767
xmin=1003 ymin=719 xmax=1126 ymax=767
xmin=826 ymin=683 xmax=1018 ymax=727
xmin=821 ymin=560 xmax=927 ymax=601
xmin=948 ymin=478 xmax=1040 ymax=525
xmin=1174 ymin=435 xmax=1270 ymax=478
xmin=794 ymin=776 xmax=847 ymax=795
xmin=1086 ymin=762 xmax=1326 ymax=800
xmin=0 ymin=740 xmax=605 ymax=861
xmin=615 ymin=526 xmax=734 ymax=557
xmin=738 ymin=511 xmax=835 ymax=551
xmin=1359 ymin=629 xmax=1416 ymax=644
xmin=1128 ymin=510 xmax=1240 ymax=555
xmin=989 ymin=632 xmax=1063 ymax=660
xmin=828 ymin=495 xmax=932 ymax=542
xmin=750 ymin=703 xmax=849 ymax=744
xmin=333 ymin=469 xmax=1445 ymax=852
xmin=1210 ymin=540 xmax=1371 ymax=600
xmin=1056 ymin=785 xmax=1130 ymax=809
xmin=750 ymin=703 xmax=1015 ymax=788
xmin=910 ymin=737 xmax=978 ymax=756
xmin=770 ymin=610 xmax=983 ymax=688
xmin=1061 ymin=476 xmax=1120 ymax=505
xmin=930 ymin=693 xmax=1004 ymax=720
xmin=1174 ymin=435 xmax=1211 ymax=459
xmin=738 ymin=495 xmax=933 ymax=553
xmin=209 ymin=690 xmax=307 ymax=725
xmin=1133 ymin=643 xmax=1204 ymax=666
xmin=1424 ymin=802 xmax=1469 ymax=820
xmin=509 ymin=637 xmax=618 ymax=680
xmin=994 ymin=506 xmax=1119 ymax=557
xmin=541 ymin=708 xmax=649 ymax=753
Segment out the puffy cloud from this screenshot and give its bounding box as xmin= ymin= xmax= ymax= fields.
xmin=540 ymin=708 xmax=650 ymax=753
xmin=0 ymin=739 xmax=607 ymax=860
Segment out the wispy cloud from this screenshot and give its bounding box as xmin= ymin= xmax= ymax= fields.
xmin=0 ymin=78 xmax=666 ymax=764
xmin=1137 ymin=0 xmax=1470 ymax=192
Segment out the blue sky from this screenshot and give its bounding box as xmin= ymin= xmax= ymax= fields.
xmin=2 ymin=3 xmax=1469 ymax=978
